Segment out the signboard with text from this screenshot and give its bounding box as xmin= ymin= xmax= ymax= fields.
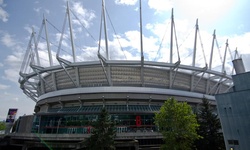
xmin=6 ymin=108 xmax=18 ymax=123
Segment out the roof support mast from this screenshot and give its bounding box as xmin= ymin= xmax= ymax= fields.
xmin=43 ymin=15 xmax=56 ymax=92
xmin=206 ymin=30 xmax=216 ymax=94
xmin=102 ymin=0 xmax=109 ymax=60
xmin=32 ymin=27 xmax=41 ymax=66
xmin=67 ymin=1 xmax=76 ymax=62
xmin=212 ymin=39 xmax=228 ymax=94
xmin=20 ymin=31 xmax=34 ymax=74
xmin=140 ymin=0 xmax=144 ymax=62
xmin=99 ymin=0 xmax=112 ymax=86
xmin=170 ymin=8 xmax=174 ymax=64
xmin=32 ymin=27 xmax=45 ymax=94
xmin=209 ymin=30 xmax=216 ymax=70
xmin=191 ymin=19 xmax=198 ymax=91
xmin=192 ymin=19 xmax=198 ymax=67
xmin=43 ymin=14 xmax=53 ymax=66
xmin=222 ymin=39 xmax=228 ymax=73
xmin=169 ymin=8 xmax=174 ymax=88
xmin=140 ymin=0 xmax=144 ymax=86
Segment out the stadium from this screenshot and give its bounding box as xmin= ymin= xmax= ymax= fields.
xmin=3 ymin=1 xmax=239 ymax=150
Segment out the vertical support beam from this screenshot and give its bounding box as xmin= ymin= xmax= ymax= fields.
xmin=102 ymin=0 xmax=112 ymax=86
xmin=192 ymin=19 xmax=198 ymax=67
xmin=107 ymin=65 xmax=112 ymax=86
xmin=32 ymin=27 xmax=45 ymax=94
xmin=67 ymin=1 xmax=76 ymax=62
xmin=32 ymin=27 xmax=41 ymax=66
xmin=20 ymin=30 xmax=35 ymax=73
xmin=191 ymin=19 xmax=198 ymax=91
xmin=170 ymin=8 xmax=174 ymax=64
xmin=39 ymin=79 xmax=45 ymax=95
xmin=44 ymin=15 xmax=57 ymax=92
xmin=139 ymin=0 xmax=144 ymax=86
xmin=209 ymin=30 xmax=216 ymax=70
xmin=52 ymin=72 xmax=57 ymax=91
xmin=222 ymin=39 xmax=228 ymax=73
xmin=206 ymin=30 xmax=216 ymax=94
xmin=140 ymin=0 xmax=144 ymax=62
xmin=57 ymin=11 xmax=67 ymax=56
xmin=102 ymin=0 xmax=109 ymax=60
xmin=97 ymin=14 xmax=103 ymax=54
xmin=43 ymin=14 xmax=53 ymax=66
xmin=169 ymin=8 xmax=174 ymax=88
xmin=75 ymin=67 xmax=80 ymax=87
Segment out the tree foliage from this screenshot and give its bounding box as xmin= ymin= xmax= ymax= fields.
xmin=195 ymin=98 xmax=225 ymax=150
xmin=155 ymin=97 xmax=200 ymax=150
xmin=84 ymin=108 xmax=116 ymax=150
xmin=0 ymin=122 xmax=6 ymax=130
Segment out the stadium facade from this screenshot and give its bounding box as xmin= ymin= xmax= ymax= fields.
xmin=0 ymin=1 xmax=240 ymax=150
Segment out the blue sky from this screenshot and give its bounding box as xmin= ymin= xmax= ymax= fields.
xmin=0 ymin=0 xmax=250 ymax=121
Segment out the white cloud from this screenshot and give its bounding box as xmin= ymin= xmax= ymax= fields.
xmin=237 ymin=24 xmax=244 ymax=30
xmin=115 ymin=0 xmax=138 ymax=5
xmin=0 ymin=32 xmax=26 ymax=83
xmin=24 ymin=25 xmax=32 ymax=34
xmin=33 ymin=7 xmax=41 ymax=13
xmin=1 ymin=32 xmax=16 ymax=47
xmin=4 ymin=69 xmax=19 ymax=82
xmin=45 ymin=9 xmax=50 ymax=14
xmin=71 ymin=2 xmax=96 ymax=28
xmin=148 ymin=0 xmax=173 ymax=13
xmin=101 ymin=30 xmax=160 ymax=61
xmin=6 ymin=54 xmax=21 ymax=63
xmin=107 ymin=38 xmax=136 ymax=60
xmin=37 ymin=49 xmax=58 ymax=67
xmin=33 ymin=7 xmax=49 ymax=15
xmin=76 ymin=46 xmax=98 ymax=61
xmin=225 ymin=32 xmax=250 ymax=55
xmin=4 ymin=52 xmax=23 ymax=82
xmin=0 ymin=7 xmax=8 ymax=22
xmin=13 ymin=97 xmax=19 ymax=102
xmin=0 ymin=84 xmax=10 ymax=90
xmin=173 ymin=0 xmax=235 ymax=26
xmin=24 ymin=24 xmax=39 ymax=35
xmin=124 ymin=30 xmax=141 ymax=52
xmin=0 ymin=0 xmax=8 ymax=22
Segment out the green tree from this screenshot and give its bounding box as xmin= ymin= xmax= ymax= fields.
xmin=0 ymin=122 xmax=6 ymax=130
xmin=84 ymin=108 xmax=116 ymax=150
xmin=195 ymin=98 xmax=225 ymax=150
xmin=155 ymin=97 xmax=200 ymax=150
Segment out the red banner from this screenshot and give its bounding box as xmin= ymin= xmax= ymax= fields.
xmin=136 ymin=115 xmax=141 ymax=126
